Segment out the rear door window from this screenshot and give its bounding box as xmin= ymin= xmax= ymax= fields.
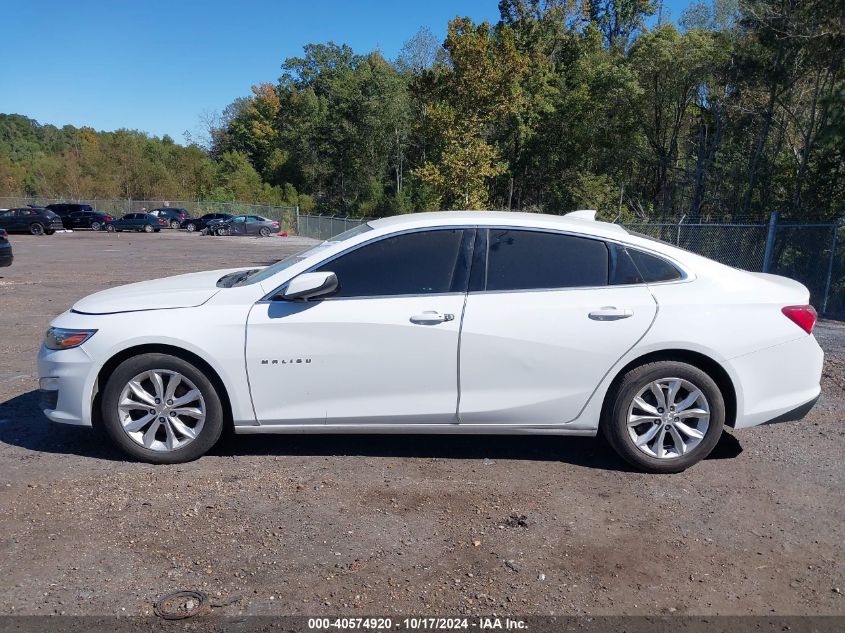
xmin=483 ymin=229 xmax=608 ymax=291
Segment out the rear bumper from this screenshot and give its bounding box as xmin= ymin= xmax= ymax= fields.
xmin=728 ymin=335 xmax=823 ymax=429
xmin=761 ymin=394 xmax=819 ymax=425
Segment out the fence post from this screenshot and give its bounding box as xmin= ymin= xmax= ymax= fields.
xmin=295 ymin=205 xmax=300 ymax=235
xmin=676 ymin=213 xmax=686 ymax=246
xmin=822 ymin=218 xmax=842 ymax=315
xmin=762 ymin=210 xmax=779 ymax=273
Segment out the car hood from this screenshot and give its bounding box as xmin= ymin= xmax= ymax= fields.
xmin=72 ymin=268 xmax=245 ymax=314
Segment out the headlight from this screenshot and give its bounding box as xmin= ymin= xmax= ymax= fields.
xmin=44 ymin=327 xmax=97 ymax=350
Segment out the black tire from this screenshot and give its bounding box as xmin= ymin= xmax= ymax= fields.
xmin=91 ymin=221 xmax=101 ymax=231
xmin=170 ymin=220 xmax=181 ymax=230
xmin=185 ymin=222 xmax=196 ymax=232
xmin=216 ymin=227 xmax=228 ymax=236
xmin=105 ymin=224 xmax=116 ymax=232
xmin=100 ymin=353 xmax=224 ymax=464
xmin=30 ymin=222 xmax=45 ymax=236
xmin=143 ymin=224 xmax=154 ymax=233
xmin=44 ymin=228 xmax=55 ymax=235
xmin=259 ymin=226 xmax=271 ymax=237
xmin=154 ymin=228 xmax=161 ymax=232
xmin=601 ymin=361 xmax=725 ymax=473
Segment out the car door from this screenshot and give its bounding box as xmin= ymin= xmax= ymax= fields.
xmin=229 ymin=216 xmax=247 ymax=235
xmin=0 ymin=210 xmax=14 ymax=231
xmin=458 ymin=228 xmax=658 ymax=426
xmin=245 ymin=227 xmax=473 ymax=425
xmin=67 ymin=212 xmax=82 ymax=229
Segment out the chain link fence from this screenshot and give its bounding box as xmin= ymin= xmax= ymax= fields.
xmin=296 ymin=214 xmax=370 ymax=241
xmin=624 ymin=215 xmax=843 ymax=317
xmin=4 ymin=199 xmax=843 ymax=318
xmin=0 ymin=197 xmax=299 ymax=232
xmin=297 ymin=213 xmax=844 ymax=318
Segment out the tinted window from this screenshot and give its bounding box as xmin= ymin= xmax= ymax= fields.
xmin=627 ymin=248 xmax=682 ymax=282
xmin=608 ymin=244 xmax=644 ymax=285
xmin=317 ymin=229 xmax=466 ymax=298
xmin=484 ymin=229 xmax=608 ymax=291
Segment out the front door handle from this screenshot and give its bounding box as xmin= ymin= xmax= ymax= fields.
xmin=588 ymin=307 xmax=634 ymax=321
xmin=410 ymin=311 xmax=455 ymax=325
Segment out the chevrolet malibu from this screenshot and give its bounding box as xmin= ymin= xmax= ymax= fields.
xmin=37 ymin=211 xmax=823 ymax=472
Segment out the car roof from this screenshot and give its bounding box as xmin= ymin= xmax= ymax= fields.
xmin=368 ymin=210 xmax=630 ymax=240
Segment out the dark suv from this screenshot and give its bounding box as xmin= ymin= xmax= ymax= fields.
xmin=148 ymin=207 xmax=192 ymax=229
xmin=0 ymin=208 xmax=64 ymax=235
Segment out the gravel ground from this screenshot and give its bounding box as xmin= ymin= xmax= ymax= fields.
xmin=0 ymin=230 xmax=843 ymax=617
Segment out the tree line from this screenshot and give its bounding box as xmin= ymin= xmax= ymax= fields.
xmin=2 ymin=0 xmax=843 ymax=221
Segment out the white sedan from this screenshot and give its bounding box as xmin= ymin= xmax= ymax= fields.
xmin=37 ymin=211 xmax=823 ymax=472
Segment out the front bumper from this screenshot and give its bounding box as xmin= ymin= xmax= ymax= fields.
xmin=0 ymin=245 xmax=11 ymax=267
xmin=37 ymin=345 xmax=95 ymax=426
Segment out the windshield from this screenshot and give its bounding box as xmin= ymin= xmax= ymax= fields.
xmin=231 ymin=222 xmax=373 ymax=287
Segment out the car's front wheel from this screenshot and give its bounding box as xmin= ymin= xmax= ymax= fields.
xmin=101 ymin=353 xmax=224 ymax=463
xmin=105 ymin=224 xmax=116 ymax=232
xmin=602 ymin=361 xmax=725 ymax=473
xmin=185 ymin=222 xmax=196 ymax=232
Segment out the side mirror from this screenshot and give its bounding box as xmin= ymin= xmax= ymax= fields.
xmin=281 ymin=271 xmax=338 ymax=301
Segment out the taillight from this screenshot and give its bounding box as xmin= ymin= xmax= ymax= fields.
xmin=782 ymin=305 xmax=817 ymax=334
xmin=105 ymin=216 xmax=113 ymax=221
xmin=158 ymin=218 xmax=167 ymax=224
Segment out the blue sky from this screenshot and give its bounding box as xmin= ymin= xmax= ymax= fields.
xmin=0 ymin=0 xmax=693 ymax=142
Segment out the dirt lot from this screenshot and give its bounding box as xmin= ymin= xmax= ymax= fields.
xmin=0 ymin=230 xmax=843 ymax=617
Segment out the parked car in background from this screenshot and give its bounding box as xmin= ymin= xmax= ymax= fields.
xmin=148 ymin=207 xmax=191 ymax=229
xmin=0 ymin=229 xmax=12 ymax=266
xmin=0 ymin=207 xmax=64 ymax=235
xmin=61 ymin=210 xmax=115 ymax=231
xmin=45 ymin=203 xmax=94 ymax=219
xmin=207 ymin=214 xmax=280 ymax=237
xmin=104 ymin=213 xmax=167 ymax=233
xmin=182 ymin=213 xmax=232 ymax=232
xmin=37 ymin=211 xmax=823 ymax=470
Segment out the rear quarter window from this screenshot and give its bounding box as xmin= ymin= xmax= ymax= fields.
xmin=627 ymin=248 xmax=683 ymax=283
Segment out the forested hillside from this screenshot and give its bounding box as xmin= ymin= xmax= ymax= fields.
xmin=2 ymin=0 xmax=843 ymax=221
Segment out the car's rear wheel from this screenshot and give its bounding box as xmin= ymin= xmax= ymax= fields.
xmin=216 ymin=227 xmax=229 ymax=236
xmin=259 ymin=226 xmax=272 ymax=237
xmin=143 ymin=224 xmax=154 ymax=233
xmin=91 ymin=221 xmax=102 ymax=231
xmin=170 ymin=220 xmax=181 ymax=230
xmin=30 ymin=222 xmax=44 ymax=236
xmin=105 ymin=224 xmax=116 ymax=232
xmin=101 ymin=353 xmax=224 ymax=463
xmin=185 ymin=222 xmax=196 ymax=232
xmin=602 ymin=361 xmax=725 ymax=473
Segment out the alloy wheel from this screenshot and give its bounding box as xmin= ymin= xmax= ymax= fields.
xmin=91 ymin=221 xmax=101 ymax=231
xmin=626 ymin=377 xmax=710 ymax=459
xmin=30 ymin=223 xmax=44 ymax=236
xmin=116 ymin=369 xmax=206 ymax=452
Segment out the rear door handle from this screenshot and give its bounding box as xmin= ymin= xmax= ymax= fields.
xmin=588 ymin=307 xmax=634 ymax=321
xmin=410 ymin=311 xmax=455 ymax=325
